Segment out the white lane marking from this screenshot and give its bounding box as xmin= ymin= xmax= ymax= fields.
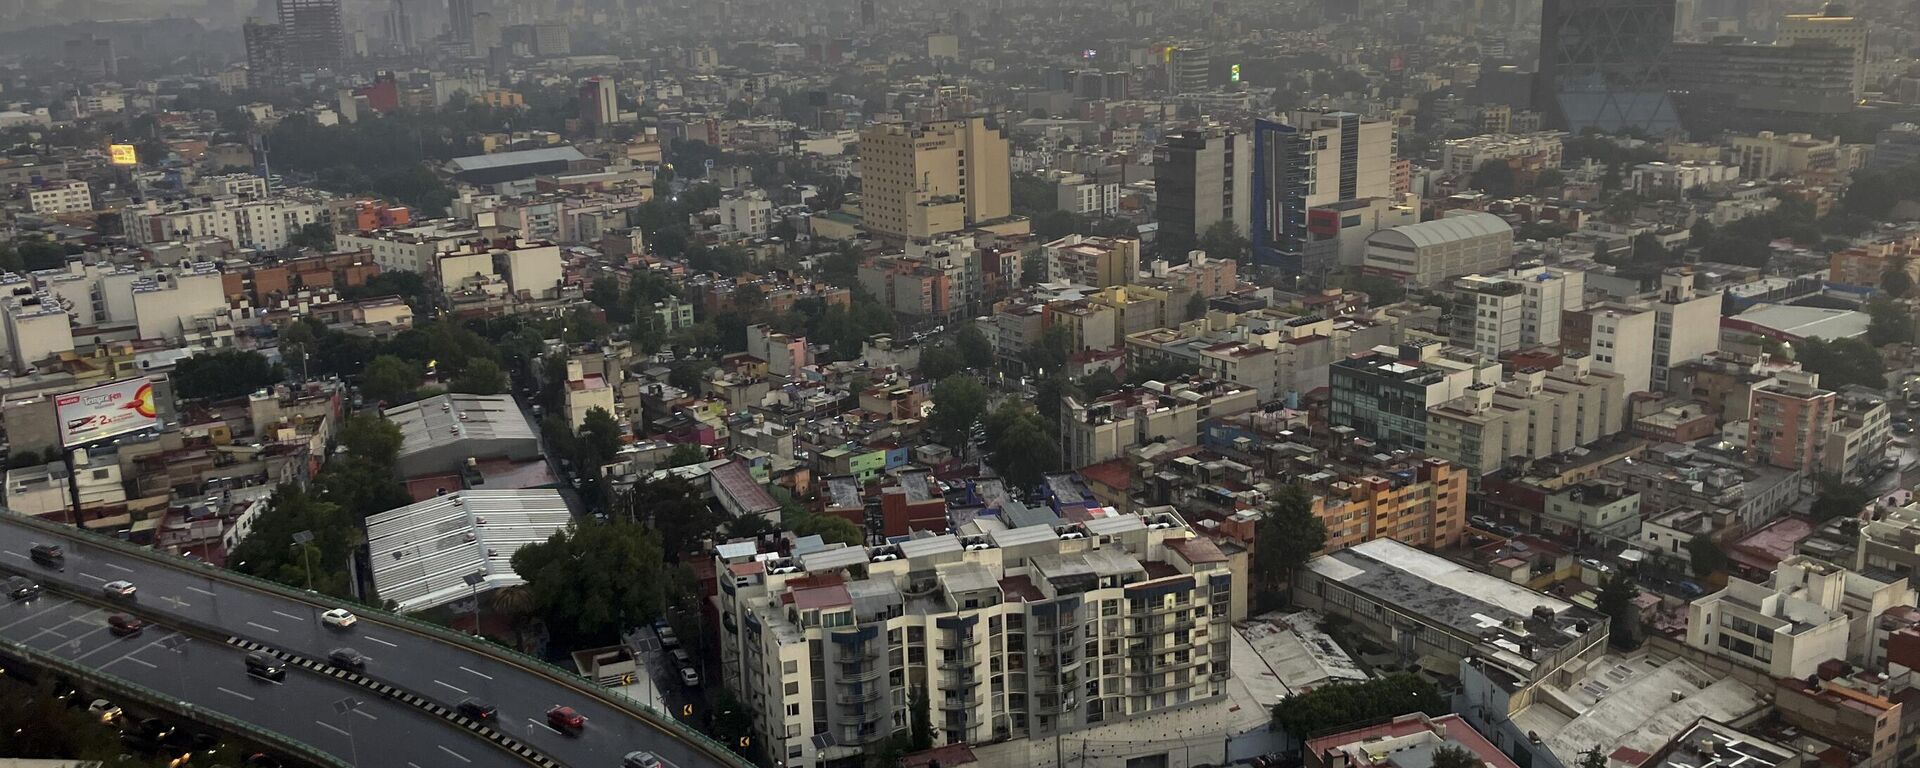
xmin=528 ymin=719 xmax=561 ymax=735
xmin=67 ymin=627 xmax=130 ymax=662
xmin=437 ymin=745 xmax=472 ymax=763
xmin=409 ymin=763 xmax=424 ymax=768
xmin=244 ymin=621 xmax=281 ymax=633
xmin=316 ymin=720 xmax=350 ymax=737
xmin=188 ymin=586 xmax=216 ymax=596
xmin=433 ymin=679 xmax=469 ymax=694
xmin=0 ymin=601 xmax=72 ymax=631
xmin=104 ymin=563 xmax=133 ymax=573
xmin=459 ymin=666 xmax=493 ymax=680
xmin=352 ymin=708 xmax=377 ymax=721
xmin=2 ymin=550 xmax=23 ymax=558
xmin=76 ymin=572 xmax=104 ymax=582
xmin=117 ymin=655 xmax=157 ymax=669
xmin=217 ymin=686 xmax=255 ymax=701
xmin=161 ymin=596 xmax=191 ymax=609
xmin=363 ymin=635 xmax=398 ymax=648
xmin=272 ymin=610 xmax=306 ymax=622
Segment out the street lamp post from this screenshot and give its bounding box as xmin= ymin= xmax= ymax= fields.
xmin=291 ymin=530 xmax=316 ymax=590
xmin=332 ymin=697 xmax=363 ymax=767
xmin=463 ymin=571 xmax=486 ymax=636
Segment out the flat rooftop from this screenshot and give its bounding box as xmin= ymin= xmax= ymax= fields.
xmin=364 ymin=489 xmax=572 ymax=613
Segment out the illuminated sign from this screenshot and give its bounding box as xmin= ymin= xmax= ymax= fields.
xmin=1230 ymin=64 xmax=1241 ymax=82
xmin=109 ymin=144 xmax=138 ymax=166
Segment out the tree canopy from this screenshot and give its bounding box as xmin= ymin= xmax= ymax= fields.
xmin=1255 ymin=485 xmax=1327 ymax=607
xmin=1270 ymin=673 xmax=1445 ymax=740
xmin=511 ymin=520 xmax=668 ymax=644
xmin=929 ymin=375 xmax=989 ymax=448
xmin=982 ymin=401 xmax=1061 ymax=492
xmin=173 ymin=349 xmax=284 ymax=401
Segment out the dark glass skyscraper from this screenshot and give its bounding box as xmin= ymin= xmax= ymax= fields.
xmin=277 ymin=0 xmax=345 ymax=73
xmin=1534 ymin=0 xmax=1681 ymax=134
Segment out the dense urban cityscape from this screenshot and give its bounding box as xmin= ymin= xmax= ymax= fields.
xmin=3 ymin=1 xmax=1920 ymax=767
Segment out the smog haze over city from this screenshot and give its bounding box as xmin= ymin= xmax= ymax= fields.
xmin=2 ymin=2 xmax=1920 ymax=768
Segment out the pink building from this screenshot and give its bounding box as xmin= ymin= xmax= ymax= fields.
xmin=1747 ymin=370 xmax=1836 ymax=473
xmin=1306 ymin=712 xmax=1518 ymax=768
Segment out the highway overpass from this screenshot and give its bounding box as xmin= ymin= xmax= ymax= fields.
xmin=0 ymin=511 xmax=749 ymax=768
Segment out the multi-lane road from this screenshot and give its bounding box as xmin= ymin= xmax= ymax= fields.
xmin=0 ymin=515 xmax=742 ymax=768
xmin=0 ymin=588 xmax=510 ymax=767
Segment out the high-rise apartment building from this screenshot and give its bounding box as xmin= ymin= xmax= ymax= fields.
xmin=243 ymin=20 xmax=287 ymax=88
xmin=1747 ymin=370 xmax=1837 ymax=473
xmin=276 ymin=0 xmax=345 ymax=73
xmin=384 ymin=0 xmax=415 ymax=53
xmin=578 ymin=76 xmax=618 ymax=129
xmin=715 ymin=509 xmax=1234 ymax=768
xmin=1534 ymin=0 xmax=1680 ymax=134
xmin=1153 ymin=128 xmax=1250 ymax=253
xmin=1779 ymin=3 xmax=1868 ymax=102
xmin=1303 ymin=458 xmax=1469 ymax=554
xmin=1252 ymin=111 xmax=1394 ymax=276
xmin=858 ymin=117 xmax=1011 ymax=243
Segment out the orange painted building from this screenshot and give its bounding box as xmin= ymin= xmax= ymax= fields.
xmin=1304 ymin=457 xmax=1468 ymax=554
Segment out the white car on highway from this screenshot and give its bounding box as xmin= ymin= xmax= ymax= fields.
xmin=321 ymin=608 xmax=358 ymax=628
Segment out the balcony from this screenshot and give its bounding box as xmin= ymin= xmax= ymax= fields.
xmin=936 ymin=634 xmax=981 ymax=651
xmin=838 ymin=665 xmax=884 ymax=684
xmin=835 ymin=687 xmax=884 ymax=705
xmin=937 ymin=656 xmax=972 ymax=671
xmin=939 ymin=697 xmax=973 ymax=711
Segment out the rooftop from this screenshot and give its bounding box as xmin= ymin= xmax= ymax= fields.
xmin=364 ymin=489 xmax=572 ymax=613
xmin=385 ymin=393 xmax=537 ymax=461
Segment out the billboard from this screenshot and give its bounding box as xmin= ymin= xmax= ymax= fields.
xmin=108 ymin=144 xmax=138 ymax=166
xmin=56 ymin=378 xmax=159 ymax=448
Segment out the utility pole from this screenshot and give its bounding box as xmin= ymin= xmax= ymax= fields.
xmin=292 ymin=530 xmax=316 ymax=590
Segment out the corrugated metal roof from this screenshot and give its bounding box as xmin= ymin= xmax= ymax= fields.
xmin=446 ymin=146 xmax=586 ymax=172
xmin=364 ymin=489 xmax=572 ymax=613
xmin=1377 ymin=211 xmax=1511 ymax=249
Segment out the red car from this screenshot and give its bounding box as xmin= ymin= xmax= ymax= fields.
xmin=545 ymin=705 xmax=585 ymax=732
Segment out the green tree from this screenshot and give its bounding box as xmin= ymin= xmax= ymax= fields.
xmin=1270 ymin=673 xmax=1444 ymax=739
xmin=360 ymin=354 xmax=423 ymax=404
xmin=1881 ymin=255 xmax=1913 ymax=298
xmin=617 ymin=475 xmax=723 ymax=559
xmin=1866 ymin=297 xmax=1914 ymax=347
xmin=511 ymin=520 xmax=667 ymax=644
xmin=1430 ymin=746 xmax=1481 ymax=768
xmin=790 ymin=508 xmax=865 ymax=547
xmin=666 ymin=443 xmax=708 ymax=468
xmin=580 ymin=407 xmax=624 ymax=459
xmin=1577 ymin=748 xmax=1608 ymax=768
xmin=1080 ymin=368 xmax=1123 ymax=397
xmin=450 ymin=357 xmax=508 ymax=395
xmin=173 ymin=349 xmax=284 ymax=401
xmin=1472 ymin=159 xmax=1516 ymax=198
xmin=1198 ymin=219 xmax=1251 ymax=263
xmin=228 ymin=485 xmax=358 ymax=597
xmin=1687 ymin=534 xmax=1727 ymax=579
xmin=1031 ymin=209 xmax=1081 ymax=241
xmin=919 ymin=343 xmax=966 ymax=381
xmin=1185 ymin=292 xmax=1208 ymax=320
xmin=1810 ymin=473 xmax=1874 ymax=521
xmin=1023 ymin=323 xmax=1074 ymax=375
xmin=909 ymin=685 xmax=933 ymax=750
xmin=1254 ymin=485 xmax=1327 ymax=606
xmin=338 ymin=412 xmax=404 ymax=465
xmin=1351 ymin=275 xmax=1406 ymax=305
xmin=289 ymin=221 xmax=334 ymax=251
xmin=1793 ymin=337 xmax=1886 ymax=390
xmin=930 ymin=375 xmax=989 ymax=448
xmin=984 ymin=403 xmax=1061 ymax=491
xmin=1597 ymin=572 xmax=1644 ymax=651
xmin=956 ymin=324 xmax=994 ymax=369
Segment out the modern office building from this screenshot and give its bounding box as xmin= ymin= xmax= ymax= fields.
xmin=1534 ymin=0 xmax=1681 ymax=134
xmin=243 ymin=20 xmax=287 ymax=88
xmin=1666 ymin=39 xmax=1858 ymax=115
xmin=1327 ymin=343 xmax=1499 ymax=451
xmin=1361 ymin=212 xmax=1515 ymax=288
xmin=714 ymin=509 xmax=1234 ymax=768
xmin=276 ymin=0 xmax=345 ymax=73
xmin=1873 ymin=123 xmax=1920 ymax=170
xmin=859 ymin=117 xmax=1011 ymax=243
xmin=1152 ymin=128 xmax=1250 ymax=251
xmin=1779 ymin=3 xmax=1868 ymax=101
xmin=1164 ymin=43 xmax=1211 ymax=93
xmin=1252 ymin=111 xmax=1394 ymax=276
xmin=448 ymin=0 xmax=475 ymax=42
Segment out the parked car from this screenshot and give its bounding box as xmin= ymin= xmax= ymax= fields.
xmin=101 ymin=580 xmax=136 ymax=598
xmin=545 ymin=705 xmax=585 ymax=732
xmin=321 ymin=608 xmax=357 ymax=629
xmin=107 ymin=614 xmax=144 ymax=637
xmin=624 ymin=751 xmax=665 ymax=768
xmin=679 ymin=667 xmax=701 ymax=687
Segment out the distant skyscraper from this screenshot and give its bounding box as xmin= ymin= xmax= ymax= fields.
xmin=277 ymin=0 xmax=345 ymax=73
xmin=470 ymin=11 xmax=500 ymax=55
xmin=1779 ymin=3 xmax=1868 ymax=102
xmin=861 ymin=0 xmax=877 ymax=29
xmin=448 ymin=0 xmax=474 ymax=42
xmin=1533 ymin=0 xmax=1680 ymax=134
xmin=579 ymin=76 xmax=617 ymax=129
xmin=385 ymin=0 xmax=416 ymax=54
xmin=243 ymin=20 xmax=287 ymax=88
xmin=1164 ymin=43 xmax=1211 ymax=93
xmin=1251 ymin=111 xmax=1394 ymax=277
xmin=63 ymin=35 xmax=116 ymax=79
